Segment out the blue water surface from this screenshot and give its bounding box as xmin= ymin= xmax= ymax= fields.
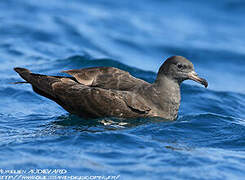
xmin=0 ymin=0 xmax=245 ymax=179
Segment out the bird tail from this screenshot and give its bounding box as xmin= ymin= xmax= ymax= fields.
xmin=14 ymin=67 xmax=32 ymax=82
xmin=13 ymin=67 xmax=75 ymax=114
xmin=13 ymin=67 xmax=59 ymax=97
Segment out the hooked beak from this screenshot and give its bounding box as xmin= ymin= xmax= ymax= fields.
xmin=188 ymin=71 xmax=208 ymax=88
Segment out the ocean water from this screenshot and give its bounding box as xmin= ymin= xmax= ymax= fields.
xmin=0 ymin=0 xmax=245 ymax=179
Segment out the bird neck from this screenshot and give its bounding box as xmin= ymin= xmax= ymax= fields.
xmin=153 ymin=75 xmax=181 ymax=119
xmin=154 ymin=75 xmax=180 ymax=93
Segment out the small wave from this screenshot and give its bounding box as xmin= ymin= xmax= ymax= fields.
xmin=181 ymin=86 xmax=245 ymax=120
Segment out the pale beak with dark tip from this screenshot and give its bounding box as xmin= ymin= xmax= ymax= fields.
xmin=188 ymin=71 xmax=208 ymax=88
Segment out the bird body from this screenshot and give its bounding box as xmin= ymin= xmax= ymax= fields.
xmin=14 ymin=56 xmax=208 ymax=120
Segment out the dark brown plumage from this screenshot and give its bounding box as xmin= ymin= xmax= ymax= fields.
xmin=14 ymin=56 xmax=208 ymax=120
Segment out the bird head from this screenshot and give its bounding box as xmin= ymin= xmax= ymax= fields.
xmin=157 ymin=56 xmax=208 ymax=88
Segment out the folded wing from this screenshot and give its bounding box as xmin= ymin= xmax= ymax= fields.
xmin=62 ymin=67 xmax=150 ymax=91
xmin=14 ymin=67 xmax=151 ymax=118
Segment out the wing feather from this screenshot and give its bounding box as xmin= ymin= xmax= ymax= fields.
xmin=62 ymin=67 xmax=149 ymax=91
xmin=14 ymin=67 xmax=151 ymax=118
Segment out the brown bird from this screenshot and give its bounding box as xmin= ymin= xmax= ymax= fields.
xmin=14 ymin=56 xmax=208 ymax=120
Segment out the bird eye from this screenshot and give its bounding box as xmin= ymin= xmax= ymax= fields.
xmin=177 ymin=64 xmax=183 ymax=69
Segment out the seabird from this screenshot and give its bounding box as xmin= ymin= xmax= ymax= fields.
xmin=14 ymin=56 xmax=208 ymax=120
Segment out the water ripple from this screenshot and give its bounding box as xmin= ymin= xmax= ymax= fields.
xmin=1 ymin=0 xmax=245 ymax=179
